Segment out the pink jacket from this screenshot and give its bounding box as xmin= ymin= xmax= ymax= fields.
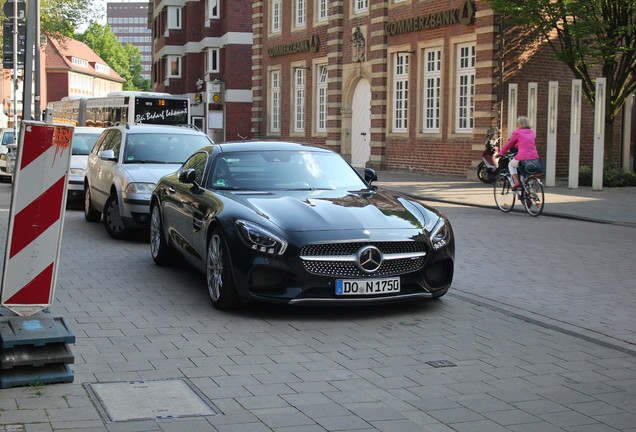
xmin=500 ymin=128 xmax=539 ymax=161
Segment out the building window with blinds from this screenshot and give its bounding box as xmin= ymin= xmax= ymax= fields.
xmin=455 ymin=42 xmax=475 ymax=133
xmin=316 ymin=65 xmax=328 ymax=132
xmin=294 ymin=68 xmax=305 ymax=132
xmin=392 ymin=52 xmax=409 ymax=133
xmin=270 ymin=70 xmax=280 ymax=133
xmin=423 ymin=48 xmax=441 ymax=133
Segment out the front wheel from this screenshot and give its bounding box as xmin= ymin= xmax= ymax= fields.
xmin=103 ymin=193 xmax=130 ymax=239
xmin=477 ymin=162 xmax=497 ymax=184
xmin=207 ymin=228 xmax=239 ymax=310
xmin=150 ymin=202 xmax=175 ymax=265
xmin=84 ymin=185 xmax=101 ymax=222
xmin=523 ymin=177 xmax=545 ymax=216
xmin=493 ymin=175 xmax=515 ymax=212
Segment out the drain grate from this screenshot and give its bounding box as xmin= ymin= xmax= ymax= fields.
xmin=426 ymin=360 xmax=457 ymax=368
xmin=85 ymin=378 xmax=221 ymax=423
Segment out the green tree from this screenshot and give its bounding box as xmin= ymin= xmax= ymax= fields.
xmin=78 ymin=23 xmax=131 ymax=84
xmin=488 ymin=0 xmax=636 ymax=168
xmin=78 ymin=23 xmax=148 ymax=91
xmin=41 ymin=0 xmax=100 ymax=37
xmin=124 ymin=43 xmax=150 ymax=91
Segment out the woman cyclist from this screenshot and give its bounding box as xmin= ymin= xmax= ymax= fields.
xmin=499 ymin=116 xmax=540 ymax=190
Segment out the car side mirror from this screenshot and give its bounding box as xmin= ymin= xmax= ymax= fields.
xmin=178 ymin=168 xmax=197 ymax=184
xmin=364 ymin=168 xmax=377 ymax=184
xmin=99 ymin=149 xmax=116 ymax=161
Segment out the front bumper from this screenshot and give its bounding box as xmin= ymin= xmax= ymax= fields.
xmin=226 ymin=229 xmax=454 ymax=305
xmin=121 ymin=194 xmax=152 ymax=226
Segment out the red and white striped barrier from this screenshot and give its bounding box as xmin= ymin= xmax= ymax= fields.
xmin=1 ymin=121 xmax=74 ymax=316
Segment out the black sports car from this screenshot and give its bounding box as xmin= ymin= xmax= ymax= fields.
xmin=150 ymin=141 xmax=454 ymax=309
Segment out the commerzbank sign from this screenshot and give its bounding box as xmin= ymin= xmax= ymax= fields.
xmin=268 ymin=35 xmax=320 ymax=57
xmin=385 ymin=0 xmax=475 ymax=36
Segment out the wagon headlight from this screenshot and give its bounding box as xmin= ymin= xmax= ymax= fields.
xmin=430 ymin=218 xmax=449 ymax=250
xmin=69 ymin=168 xmax=86 ymax=177
xmin=236 ymin=220 xmax=287 ymax=255
xmin=126 ymin=182 xmax=156 ymax=193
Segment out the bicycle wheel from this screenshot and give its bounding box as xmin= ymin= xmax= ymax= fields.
xmin=494 ymin=174 xmax=515 ymax=212
xmin=523 ymin=176 xmax=545 ymax=216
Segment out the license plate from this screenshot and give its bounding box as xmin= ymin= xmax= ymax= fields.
xmin=335 ymin=277 xmax=400 ymax=295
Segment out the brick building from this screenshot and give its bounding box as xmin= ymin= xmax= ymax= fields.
xmin=149 ymin=0 xmax=253 ymax=142
xmin=251 ymin=0 xmax=631 ymax=178
xmin=45 ymin=35 xmax=125 ymax=103
xmin=107 ymin=1 xmax=153 ymax=82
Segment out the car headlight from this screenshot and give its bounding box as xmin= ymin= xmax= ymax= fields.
xmin=126 ymin=182 xmax=156 ymax=193
xmin=236 ymin=220 xmax=287 ymax=255
xmin=69 ymin=168 xmax=86 ymax=177
xmin=0 ymin=154 xmax=6 ymax=161
xmin=430 ymin=218 xmax=450 ymax=250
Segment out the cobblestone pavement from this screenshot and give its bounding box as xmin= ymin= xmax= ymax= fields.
xmin=0 ymin=182 xmax=635 ymax=432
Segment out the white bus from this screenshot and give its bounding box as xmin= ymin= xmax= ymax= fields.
xmin=46 ymin=91 xmax=190 ymax=127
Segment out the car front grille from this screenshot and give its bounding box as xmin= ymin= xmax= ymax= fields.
xmin=300 ymin=241 xmax=427 ymax=278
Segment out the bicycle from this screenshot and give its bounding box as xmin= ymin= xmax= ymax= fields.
xmin=493 ymin=154 xmax=545 ymax=216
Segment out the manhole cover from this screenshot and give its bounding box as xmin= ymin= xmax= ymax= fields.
xmin=85 ymin=378 xmax=220 ymax=422
xmin=426 ymin=360 xmax=457 ymax=368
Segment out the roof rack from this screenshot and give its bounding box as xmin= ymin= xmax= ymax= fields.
xmin=173 ymin=123 xmax=200 ymax=131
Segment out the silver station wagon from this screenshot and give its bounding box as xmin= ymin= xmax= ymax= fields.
xmin=84 ymin=123 xmax=213 ymax=239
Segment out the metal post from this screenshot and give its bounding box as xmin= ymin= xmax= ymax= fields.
xmin=12 ymin=0 xmax=18 ymax=142
xmin=593 ymin=78 xmax=606 ymax=191
xmin=34 ymin=0 xmax=41 ymax=120
xmin=507 ymin=83 xmax=517 ymax=139
xmin=545 ymin=81 xmax=558 ymax=187
xmin=568 ymin=80 xmax=582 ymax=189
xmin=22 ymin=0 xmax=35 ymax=121
xmin=527 ymin=82 xmax=537 ymax=132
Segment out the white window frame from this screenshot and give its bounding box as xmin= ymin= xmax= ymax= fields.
xmin=271 ymin=0 xmax=281 ymax=33
xmin=355 ymin=0 xmax=368 ymax=14
xmin=295 ymin=0 xmax=306 ymax=27
xmin=294 ymin=68 xmax=305 ymax=132
xmin=167 ymin=7 xmax=181 ymax=30
xmin=207 ymin=0 xmax=219 ymax=19
xmin=270 ymin=70 xmax=281 ymax=133
xmin=455 ymin=42 xmax=475 ymax=133
xmin=207 ymin=48 xmax=219 ymax=73
xmin=167 ymin=55 xmax=181 ymax=78
xmin=422 ymin=47 xmax=442 ymax=133
xmin=392 ymin=52 xmax=409 ymax=133
xmin=317 ymin=0 xmax=328 ymax=21
xmin=316 ymin=65 xmax=328 ymax=132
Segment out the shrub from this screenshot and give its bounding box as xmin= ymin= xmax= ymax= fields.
xmin=578 ymin=166 xmax=636 ymax=187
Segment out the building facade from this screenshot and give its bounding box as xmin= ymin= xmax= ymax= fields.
xmin=45 ymin=36 xmax=125 ymax=103
xmin=150 ymin=0 xmax=253 ymax=142
xmin=107 ymin=1 xmax=153 ymax=82
xmin=252 ymin=0 xmax=628 ymax=178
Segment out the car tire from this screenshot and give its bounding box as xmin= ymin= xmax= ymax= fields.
xmin=150 ymin=202 xmax=175 ymax=266
xmin=207 ymin=228 xmax=239 ymax=310
xmin=84 ymin=185 xmax=101 ymax=222
xmin=103 ymin=193 xmax=130 ymax=239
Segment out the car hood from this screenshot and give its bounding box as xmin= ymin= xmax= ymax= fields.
xmin=227 ymin=188 xmax=439 ymax=232
xmin=123 ymin=164 xmax=181 ymax=184
xmin=70 ymin=155 xmax=88 ymax=170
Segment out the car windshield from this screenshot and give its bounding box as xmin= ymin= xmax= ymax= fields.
xmin=72 ymin=133 xmax=100 ymax=155
xmin=123 ymin=133 xmax=210 ymax=164
xmin=1 ymin=132 xmax=15 ymax=146
xmin=210 ymin=150 xmax=368 ymax=191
